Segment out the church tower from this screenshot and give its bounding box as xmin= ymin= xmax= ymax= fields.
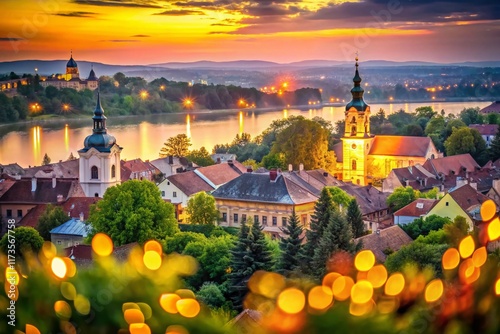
xmin=78 ymin=92 xmax=122 ymax=197
xmin=66 ymin=51 xmax=79 ymax=79
xmin=341 ymin=57 xmax=373 ymax=185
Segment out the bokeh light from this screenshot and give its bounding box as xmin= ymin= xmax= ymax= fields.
xmin=308 ymin=286 xmax=333 ymax=310
xmin=74 ymin=294 xmax=91 ymax=315
xmin=176 ymin=298 xmax=201 ymax=318
xmin=144 ymin=240 xmax=163 ymax=256
xmin=160 ymin=293 xmax=181 ymax=314
xmin=354 ymin=250 xmax=376 ymax=272
xmin=472 ymin=247 xmax=487 ymax=268
xmin=51 ymin=257 xmax=67 ymax=279
xmin=143 ymin=250 xmax=162 ymax=270
xmin=26 ymin=324 xmax=41 ymax=334
xmin=424 ymin=279 xmax=444 ymax=303
xmin=459 ymin=236 xmax=475 ymax=259
xmin=480 ymin=199 xmax=496 ymax=221
xmin=332 ymin=276 xmax=355 ymax=301
xmin=166 ymin=325 xmax=189 ymax=334
xmin=442 ymin=248 xmax=460 ymax=270
xmin=129 ymin=323 xmax=151 ymax=334
xmin=351 ymin=280 xmax=374 ymax=304
xmin=92 ymin=233 xmax=114 ymax=256
xmin=54 ymin=300 xmax=72 ymax=320
xmin=385 ymin=273 xmax=405 ymax=296
xmin=249 ymin=271 xmax=286 ymax=299
xmin=60 ymin=282 xmax=77 ymax=300
xmin=366 ymin=265 xmax=388 ymax=288
xmin=124 ymin=308 xmax=145 ymax=324
xmin=277 ymin=288 xmax=306 ymax=314
xmin=495 ymin=278 xmax=500 ymax=295
xmin=487 ymin=218 xmax=500 ymax=241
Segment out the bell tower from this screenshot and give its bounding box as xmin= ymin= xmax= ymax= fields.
xmin=341 ymin=56 xmax=373 ymax=185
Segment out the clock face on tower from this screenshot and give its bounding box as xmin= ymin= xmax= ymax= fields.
xmin=352 ymin=144 xmax=357 ymax=149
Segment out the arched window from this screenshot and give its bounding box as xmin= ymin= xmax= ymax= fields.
xmin=111 ymin=165 xmax=116 ymax=178
xmin=351 ymin=125 xmax=357 ymax=136
xmin=352 ymin=159 xmax=357 ymax=170
xmin=351 ymin=116 xmax=356 ymax=124
xmin=91 ymin=166 xmax=98 ymax=179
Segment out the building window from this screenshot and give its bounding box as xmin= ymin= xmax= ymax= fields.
xmin=111 ymin=165 xmax=116 ymax=178
xmin=242 ymin=214 xmax=246 ymax=222
xmin=254 ymin=215 xmax=259 ymax=223
xmin=262 ymin=216 xmax=268 ymax=225
xmin=233 ymin=213 xmax=238 ymax=223
xmin=282 ymin=217 xmax=287 ymax=226
xmin=222 ymin=213 xmax=227 ymax=222
xmin=173 ymin=192 xmax=177 ymax=197
xmin=91 ymin=166 xmax=98 ymax=179
xmin=6 ymin=209 xmax=12 ymax=218
xmin=57 ymin=240 xmax=61 ymax=245
xmin=446 ymin=202 xmax=449 ymax=206
xmin=161 ymin=191 xmax=165 ymax=197
xmin=352 ymin=159 xmax=357 ymax=171
xmin=301 ymin=214 xmax=307 ymax=227
xmin=94 ymin=193 xmax=99 ymax=197
xmin=272 ymin=216 xmax=277 ymax=226
xmin=17 ymin=210 xmax=22 ymax=218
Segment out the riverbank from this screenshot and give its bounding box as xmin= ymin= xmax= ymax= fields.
xmin=0 ymin=97 xmax=493 ymax=129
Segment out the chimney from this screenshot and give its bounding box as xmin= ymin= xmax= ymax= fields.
xmin=270 ymin=169 xmax=278 ymax=182
xmin=79 ymin=212 xmax=84 ymax=221
xmin=228 ymin=160 xmax=234 ymax=167
xmin=470 ymin=182 xmax=477 ymax=190
xmin=31 ymin=177 xmax=37 ymax=192
xmin=52 ymin=176 xmax=56 ymax=188
xmin=246 ymin=166 xmax=253 ymax=173
xmin=57 ymin=194 xmax=64 ymax=203
xmin=323 ymin=172 xmax=328 ymax=177
xmin=168 ymin=156 xmax=174 ymax=164
xmin=288 ymin=164 xmax=293 ymax=172
xmin=299 ymin=163 xmax=304 ymax=172
xmin=216 ymin=157 xmax=221 ymax=164
xmin=404 ymin=178 xmax=409 ymax=187
xmin=456 ymin=177 xmax=467 ymax=189
xmin=424 ymin=178 xmax=428 ymax=187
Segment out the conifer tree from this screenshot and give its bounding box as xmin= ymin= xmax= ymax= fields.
xmin=227 ymin=217 xmax=273 ymax=311
xmin=300 ymin=187 xmax=334 ymax=273
xmin=276 ymin=210 xmax=304 ymax=275
xmin=227 ymin=218 xmax=252 ymax=311
xmin=347 ymin=198 xmax=365 ymax=238
xmin=312 ymin=210 xmax=356 ymax=279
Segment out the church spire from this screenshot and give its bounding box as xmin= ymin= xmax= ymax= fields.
xmin=345 ymin=55 xmax=368 ymax=112
xmin=92 ymin=90 xmax=107 ymax=134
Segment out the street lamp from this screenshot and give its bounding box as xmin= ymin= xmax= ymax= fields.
xmin=140 ymin=90 xmax=148 ymax=100
xmin=183 ymin=98 xmax=193 ymax=108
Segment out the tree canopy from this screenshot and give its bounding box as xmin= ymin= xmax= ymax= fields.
xmin=0 ymin=227 xmax=44 ymax=261
xmin=185 ymin=192 xmax=219 ymax=225
xmin=36 ymin=205 xmax=69 ymax=240
xmin=88 ymin=180 xmax=179 ymax=246
xmin=159 ymin=134 xmax=192 ymax=158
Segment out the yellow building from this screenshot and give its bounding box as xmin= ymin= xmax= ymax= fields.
xmin=40 ymin=52 xmax=98 ymax=91
xmin=336 ymin=60 xmax=439 ymax=186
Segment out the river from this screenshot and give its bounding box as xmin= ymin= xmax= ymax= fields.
xmin=0 ymin=101 xmax=492 ymax=167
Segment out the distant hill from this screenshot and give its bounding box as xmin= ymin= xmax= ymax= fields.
xmin=150 ymin=60 xmax=280 ymax=69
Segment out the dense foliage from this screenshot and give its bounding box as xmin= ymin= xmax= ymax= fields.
xmin=36 ymin=205 xmax=69 ymax=240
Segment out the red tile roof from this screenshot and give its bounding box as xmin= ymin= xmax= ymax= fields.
xmin=469 ymin=124 xmax=498 ymax=136
xmin=394 ymin=199 xmax=438 ymax=217
xmin=448 ymin=184 xmax=489 ymax=211
xmin=355 ymin=225 xmax=413 ymax=262
xmin=122 ymin=158 xmax=158 ymax=173
xmin=0 ymin=179 xmax=83 ymax=204
xmin=23 ymin=159 xmax=80 ymax=178
xmin=369 ymin=136 xmax=434 ymax=157
xmin=167 ymin=171 xmax=214 ymax=197
xmin=423 ymin=154 xmax=480 ymax=176
xmin=480 ymin=101 xmax=500 ymax=114
xmin=196 ymin=161 xmax=245 ymax=186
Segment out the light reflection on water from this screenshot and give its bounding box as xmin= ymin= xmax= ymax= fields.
xmin=0 ymin=101 xmax=491 ymax=167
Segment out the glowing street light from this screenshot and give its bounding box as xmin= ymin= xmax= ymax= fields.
xmin=239 ymin=99 xmax=245 ymax=106
xmin=183 ymin=98 xmax=193 ymax=108
xmin=63 ymin=104 xmax=70 ymax=112
xmin=140 ymin=90 xmax=148 ymax=99
xmin=160 ymin=85 xmax=165 ymax=91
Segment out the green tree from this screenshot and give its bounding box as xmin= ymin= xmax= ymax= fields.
xmin=42 ymin=153 xmax=51 ymax=165
xmin=164 ymin=231 xmax=206 ymax=254
xmin=459 ymin=107 xmax=483 ymax=125
xmin=327 ymin=187 xmax=352 ymax=210
xmin=185 ymin=192 xmax=219 ymax=225
xmin=401 ymin=215 xmax=451 ymax=240
xmin=67 ymin=152 xmax=77 ymax=161
xmin=88 ymin=180 xmax=178 ymax=246
xmin=489 ymin=125 xmax=500 ymax=162
xmin=159 ymin=134 xmax=192 ymax=157
xmin=386 ymin=186 xmax=418 ymax=212
xmin=312 ymin=210 xmax=355 ymax=278
xmin=300 ymin=188 xmax=334 ymax=274
xmin=248 ymin=216 xmax=273 ymax=272
xmin=270 ymin=118 xmax=330 ymax=170
xmin=0 ymin=227 xmax=44 ymax=261
xmin=385 ymin=241 xmax=448 ymax=277
xmin=36 ymin=205 xmax=69 ymax=240
xmin=443 ymin=216 xmax=469 ymax=247
xmin=227 ymin=219 xmax=252 ymax=311
xmin=444 ymin=127 xmax=483 ymax=158
xmin=196 ymin=282 xmax=227 ymax=308
xmin=276 ymin=211 xmax=303 ymax=276
xmin=347 ymin=199 xmax=365 ymax=238
xmin=260 ymin=153 xmax=286 ymax=170
xmin=186 ymin=147 xmax=214 ymax=167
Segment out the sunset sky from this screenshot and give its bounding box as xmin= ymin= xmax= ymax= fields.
xmin=0 ymin=0 xmax=499 ymax=64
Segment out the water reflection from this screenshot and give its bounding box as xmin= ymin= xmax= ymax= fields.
xmin=0 ymin=101 xmax=491 ymax=167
